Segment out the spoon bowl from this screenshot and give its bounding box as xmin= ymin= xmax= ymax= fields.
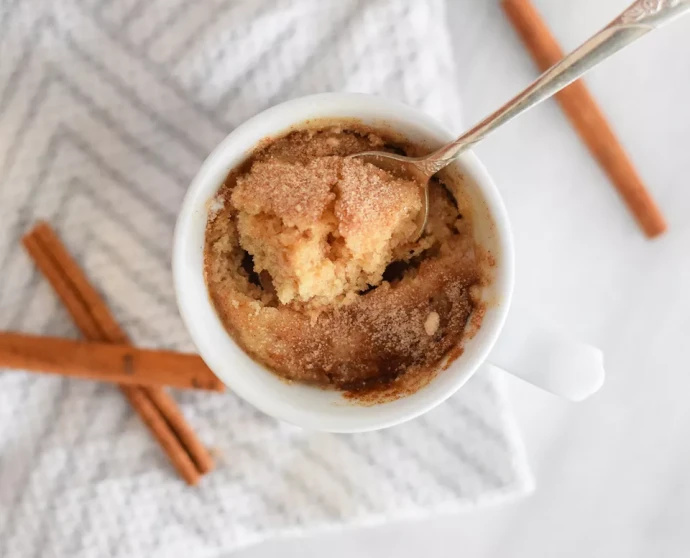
xmin=350 ymin=150 xmax=431 ymax=237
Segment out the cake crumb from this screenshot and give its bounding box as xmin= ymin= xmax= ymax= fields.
xmin=208 ymin=196 xmax=224 ymax=217
xmin=424 ymin=311 xmax=440 ymax=336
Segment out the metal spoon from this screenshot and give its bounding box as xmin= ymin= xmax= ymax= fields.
xmin=354 ymin=0 xmax=690 ymax=237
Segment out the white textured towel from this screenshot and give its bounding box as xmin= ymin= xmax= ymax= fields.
xmin=0 ymin=0 xmax=532 ymax=556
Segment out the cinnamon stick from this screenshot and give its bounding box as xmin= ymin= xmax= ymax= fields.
xmin=144 ymin=388 xmax=214 ymax=474
xmin=0 ymin=331 xmax=224 ymax=392
xmin=502 ymin=0 xmax=667 ymax=238
xmin=22 ymin=222 xmax=214 ymax=484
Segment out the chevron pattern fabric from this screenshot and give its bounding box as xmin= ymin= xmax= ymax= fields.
xmin=0 ymin=0 xmax=531 ymax=556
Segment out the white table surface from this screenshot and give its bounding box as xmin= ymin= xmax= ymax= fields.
xmin=237 ymin=1 xmax=690 ymax=556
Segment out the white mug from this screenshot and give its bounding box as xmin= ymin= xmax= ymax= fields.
xmin=173 ymin=93 xmax=605 ymax=433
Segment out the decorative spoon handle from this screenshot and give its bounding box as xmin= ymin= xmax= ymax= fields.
xmin=421 ymin=0 xmax=690 ymax=175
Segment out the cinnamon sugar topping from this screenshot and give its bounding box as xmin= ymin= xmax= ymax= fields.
xmin=204 ymin=124 xmax=487 ymax=400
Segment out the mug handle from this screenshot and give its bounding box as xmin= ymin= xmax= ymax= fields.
xmin=487 ymin=307 xmax=605 ymax=401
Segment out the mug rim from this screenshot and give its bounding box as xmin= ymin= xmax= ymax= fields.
xmin=173 ymin=92 xmax=515 ymax=432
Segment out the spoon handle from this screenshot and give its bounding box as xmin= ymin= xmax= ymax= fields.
xmin=423 ymin=0 xmax=690 ymax=174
